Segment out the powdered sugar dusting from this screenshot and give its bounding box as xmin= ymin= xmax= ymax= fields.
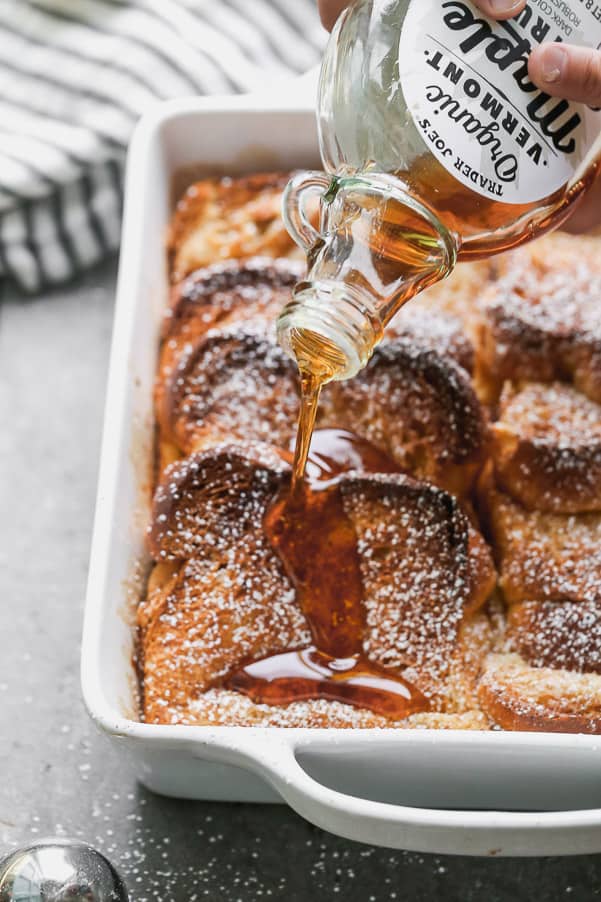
xmin=486 ymin=481 xmax=601 ymax=604
xmin=492 ymin=382 xmax=601 ymax=513
xmin=506 ymin=601 xmax=601 ymax=674
xmin=340 ymin=474 xmax=474 ymax=708
xmin=482 ymin=236 xmax=601 ymax=403
xmin=141 ymin=188 xmax=601 ymax=734
xmin=168 ymin=320 xmax=299 ymax=454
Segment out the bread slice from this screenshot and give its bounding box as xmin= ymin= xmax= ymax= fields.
xmin=141 ymin=543 xmax=311 ymax=725
xmin=162 ymin=257 xmax=303 ymax=346
xmin=384 ymin=308 xmax=475 ymax=374
xmin=478 ymin=233 xmax=601 ymax=403
xmin=505 ymin=600 xmax=601 ymax=675
xmin=164 ymin=688 xmax=489 ymax=729
xmin=157 ymin=319 xmax=300 ymax=455
xmin=341 ymin=474 xmax=494 ymax=709
xmin=478 ymin=464 xmax=601 ymax=604
xmin=168 ymin=173 xmax=302 ymax=281
xmin=478 ymin=652 xmax=601 ymax=734
xmin=148 ymin=442 xmax=288 ymax=562
xmin=158 ymin=296 xmax=489 ymax=495
xmin=141 ymin=449 xmax=495 ymax=724
xmin=491 ymin=381 xmax=601 ymax=513
xmin=321 ymin=340 xmax=489 ymax=497
xmin=156 ymin=259 xmax=303 ymax=458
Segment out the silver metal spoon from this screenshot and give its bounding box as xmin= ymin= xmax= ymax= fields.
xmin=0 ymin=838 xmax=129 ymax=902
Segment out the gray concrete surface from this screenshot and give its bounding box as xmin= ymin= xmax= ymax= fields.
xmin=1 ymin=259 xmax=601 ymax=901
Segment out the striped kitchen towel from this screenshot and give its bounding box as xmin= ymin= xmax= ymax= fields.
xmin=0 ymin=0 xmax=326 ymax=294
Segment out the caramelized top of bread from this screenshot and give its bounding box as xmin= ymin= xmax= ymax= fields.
xmin=142 ymin=446 xmax=495 ymax=723
xmin=163 ymin=257 xmax=303 ymax=343
xmin=478 ymin=652 xmax=601 ymax=734
xmin=149 ymin=442 xmax=288 ymax=562
xmin=156 ymin=259 xmax=302 ymax=451
xmin=480 ymin=235 xmax=601 ymax=403
xmin=168 ymin=173 xmax=301 ymax=281
xmin=341 ymin=474 xmax=493 ymax=705
xmin=506 ymin=601 xmax=601 ymax=675
xmin=159 ymin=320 xmax=299 ymax=454
xmin=479 ymin=465 xmax=601 ymax=604
xmin=491 ymin=382 xmax=601 ymax=513
xmin=385 ymin=308 xmax=475 ymax=374
xmin=322 ymin=340 xmax=488 ymax=497
xmin=142 ymin=550 xmax=311 ymax=724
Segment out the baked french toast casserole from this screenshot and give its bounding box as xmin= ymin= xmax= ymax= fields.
xmin=137 ymin=171 xmax=601 ymax=734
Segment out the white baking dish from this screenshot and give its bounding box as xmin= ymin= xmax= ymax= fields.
xmin=82 ymin=78 xmax=601 ymax=857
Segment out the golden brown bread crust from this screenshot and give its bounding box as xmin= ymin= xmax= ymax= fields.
xmin=384 ymin=308 xmax=475 ymax=374
xmin=158 ymin=320 xmax=300 ymax=455
xmin=491 ymin=382 xmax=601 ymax=513
xmin=478 ymin=653 xmax=601 ymax=734
xmin=142 ymin=548 xmax=311 ymax=725
xmin=321 ymin=341 xmax=489 ymax=497
xmin=148 ymin=441 xmax=288 ymax=562
xmin=141 ymin=448 xmax=495 ymax=725
xmin=157 ymin=273 xmax=489 ymax=497
xmin=156 ymin=259 xmax=303 ymax=451
xmin=505 ymin=601 xmax=601 ymax=675
xmin=339 ymin=474 xmax=493 ymax=709
xmin=478 ymin=234 xmax=601 ymax=404
xmin=145 ymin=177 xmax=601 ymax=732
xmin=163 ymin=257 xmax=303 ymax=344
xmin=478 ymin=464 xmax=601 ymax=605
xmin=168 ymin=173 xmax=302 ymax=281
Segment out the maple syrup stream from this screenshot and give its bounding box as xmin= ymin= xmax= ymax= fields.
xmin=228 ymin=377 xmax=430 ymax=719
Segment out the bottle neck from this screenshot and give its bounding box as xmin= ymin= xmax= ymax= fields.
xmin=277 ymin=281 xmax=383 ymax=381
xmin=277 ymin=172 xmax=459 ymax=382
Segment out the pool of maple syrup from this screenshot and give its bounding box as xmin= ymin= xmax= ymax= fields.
xmin=227 ymin=426 xmax=429 ymax=720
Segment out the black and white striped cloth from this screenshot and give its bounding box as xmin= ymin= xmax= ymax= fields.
xmin=0 ymin=0 xmax=325 ymax=293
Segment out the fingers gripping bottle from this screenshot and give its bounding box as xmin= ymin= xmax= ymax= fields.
xmin=278 ymin=0 xmax=601 ymax=397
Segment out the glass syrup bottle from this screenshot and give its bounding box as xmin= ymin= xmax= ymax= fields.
xmin=278 ymin=0 xmax=601 ymax=471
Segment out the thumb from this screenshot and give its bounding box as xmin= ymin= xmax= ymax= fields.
xmin=529 ymin=43 xmax=601 ymax=108
xmin=472 ymin=0 xmax=527 ymax=20
xmin=318 ymin=0 xmax=349 ymax=30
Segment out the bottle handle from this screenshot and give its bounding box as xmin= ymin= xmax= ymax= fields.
xmin=283 ymin=171 xmax=332 ymax=251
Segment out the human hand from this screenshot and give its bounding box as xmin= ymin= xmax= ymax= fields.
xmin=318 ymin=0 xmax=601 ymax=108
xmin=318 ymin=0 xmax=529 ymax=30
xmin=317 ymin=0 xmax=601 ymax=233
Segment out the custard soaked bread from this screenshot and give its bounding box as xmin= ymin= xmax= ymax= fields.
xmin=479 ymin=464 xmax=601 ymax=606
xmin=138 ymin=175 xmax=601 ymax=733
xmin=478 ymin=233 xmax=601 ymax=404
xmin=478 ymin=653 xmax=601 ymax=735
xmin=476 ymin=467 xmax=601 ymax=733
xmin=157 ymin=261 xmax=488 ymax=495
xmin=491 ymin=382 xmax=601 ymax=514
xmin=141 ymin=444 xmax=494 ymax=726
xmin=168 ymin=173 xmax=302 ymax=282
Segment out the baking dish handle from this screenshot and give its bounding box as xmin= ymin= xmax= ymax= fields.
xmin=232 ymin=738 xmax=601 ymax=857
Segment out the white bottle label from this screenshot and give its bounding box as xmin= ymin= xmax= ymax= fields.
xmin=399 ymin=0 xmax=601 ymax=204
